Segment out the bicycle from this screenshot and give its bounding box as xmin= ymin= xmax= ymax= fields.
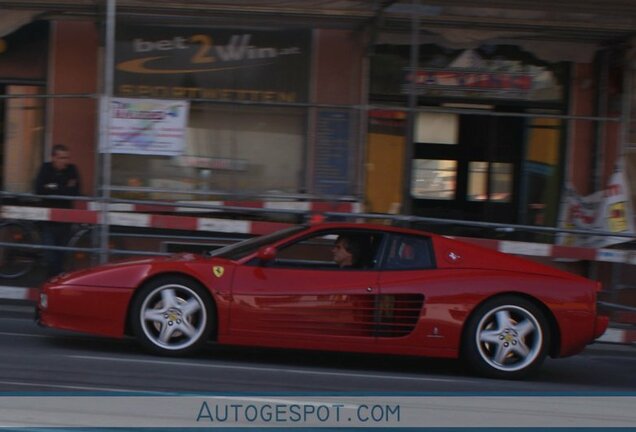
xmin=0 ymin=220 xmax=104 ymax=279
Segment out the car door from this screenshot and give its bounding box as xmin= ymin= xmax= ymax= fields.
xmin=376 ymin=233 xmax=451 ymax=352
xmin=228 ymin=230 xmax=382 ymax=352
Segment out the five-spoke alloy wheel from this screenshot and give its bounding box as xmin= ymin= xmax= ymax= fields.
xmin=463 ymin=296 xmax=550 ymax=379
xmin=131 ymin=276 xmax=214 ymax=355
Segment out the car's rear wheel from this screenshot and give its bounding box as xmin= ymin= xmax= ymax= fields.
xmin=462 ymin=296 xmax=549 ymax=379
xmin=131 ymin=276 xmax=214 ymax=356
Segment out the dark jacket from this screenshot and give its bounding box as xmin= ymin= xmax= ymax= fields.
xmin=34 ymin=162 xmax=81 ymax=208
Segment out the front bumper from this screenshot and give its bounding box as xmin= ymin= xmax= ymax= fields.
xmin=594 ymin=315 xmax=610 ymax=339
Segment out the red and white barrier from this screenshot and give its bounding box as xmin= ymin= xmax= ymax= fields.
xmin=1 ymin=205 xmax=291 ymax=236
xmin=3 ymin=204 xmax=635 ymax=264
xmin=80 ymin=200 xmax=363 ymax=214
xmin=455 ymin=237 xmax=636 ymax=265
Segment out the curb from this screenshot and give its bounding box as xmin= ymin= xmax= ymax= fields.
xmin=0 ymin=286 xmax=39 ymax=302
xmin=2 ymin=286 xmax=633 ymax=347
xmin=595 ymin=327 xmax=636 ymax=345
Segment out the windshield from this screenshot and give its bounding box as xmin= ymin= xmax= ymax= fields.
xmin=208 ymin=225 xmax=307 ymax=261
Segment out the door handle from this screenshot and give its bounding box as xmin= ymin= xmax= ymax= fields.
xmin=367 ymin=286 xmax=373 ymax=292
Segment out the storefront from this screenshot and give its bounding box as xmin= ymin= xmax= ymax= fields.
xmin=111 ymin=26 xmax=307 ymax=196
xmin=366 ymin=43 xmax=573 ymax=228
xmin=108 ymin=23 xmax=364 ymax=200
xmin=1 ymin=12 xmax=366 ymax=202
xmin=0 ymin=4 xmax=627 ymax=230
xmin=0 ymin=20 xmax=48 ymax=194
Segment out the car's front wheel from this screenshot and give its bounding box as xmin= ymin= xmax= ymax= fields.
xmin=462 ymin=296 xmax=550 ymax=379
xmin=131 ymin=276 xmax=214 ymax=356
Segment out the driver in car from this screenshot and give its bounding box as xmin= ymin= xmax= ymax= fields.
xmin=332 ymin=235 xmax=362 ymax=268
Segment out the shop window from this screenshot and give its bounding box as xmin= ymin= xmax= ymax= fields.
xmin=523 ymin=117 xmax=561 ymax=226
xmin=414 ymin=112 xmax=458 ymax=145
xmin=468 ymin=162 xmax=513 ymax=202
xmin=111 ymin=104 xmax=305 ymax=199
xmin=411 ymin=159 xmax=456 ymax=200
xmin=2 ymin=86 xmax=45 ymax=193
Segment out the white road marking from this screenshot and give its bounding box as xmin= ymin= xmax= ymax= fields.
xmin=0 ymin=380 xmax=167 ymax=393
xmin=208 ymin=396 xmax=359 ymax=409
xmin=0 ymin=331 xmax=49 ymax=338
xmin=69 ymin=354 xmax=475 ymax=383
xmin=0 ymin=317 xmax=37 ymax=322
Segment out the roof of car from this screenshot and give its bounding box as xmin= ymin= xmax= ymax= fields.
xmin=306 ymin=221 xmax=437 ymax=237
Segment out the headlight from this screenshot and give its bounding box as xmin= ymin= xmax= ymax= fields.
xmin=39 ymin=293 xmax=48 ymax=309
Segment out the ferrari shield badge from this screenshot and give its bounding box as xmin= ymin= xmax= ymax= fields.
xmin=212 ymin=266 xmax=224 ymax=278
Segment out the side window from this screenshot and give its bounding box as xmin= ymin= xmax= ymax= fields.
xmin=271 ymin=231 xmax=383 ymax=270
xmin=383 ymin=234 xmax=435 ymax=270
xmin=275 ymin=233 xmax=336 ymax=267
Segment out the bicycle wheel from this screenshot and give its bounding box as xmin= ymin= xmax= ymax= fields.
xmin=65 ymin=227 xmax=123 ymax=272
xmin=65 ymin=227 xmax=97 ymax=272
xmin=0 ymin=221 xmax=38 ymax=279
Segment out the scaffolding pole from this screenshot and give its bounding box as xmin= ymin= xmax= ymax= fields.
xmin=98 ymin=0 xmax=116 ymax=264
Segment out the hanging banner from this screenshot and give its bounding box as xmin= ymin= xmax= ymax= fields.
xmin=391 ymin=48 xmax=565 ymax=102
xmin=104 ymin=97 xmax=189 ymax=155
xmin=558 ymin=168 xmax=635 ymax=248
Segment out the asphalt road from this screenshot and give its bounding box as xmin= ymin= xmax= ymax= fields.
xmin=0 ymin=302 xmax=634 ymax=394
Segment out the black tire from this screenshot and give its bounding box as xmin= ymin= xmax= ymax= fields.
xmin=462 ymin=295 xmax=550 ymax=379
xmin=130 ymin=276 xmax=214 ymax=356
xmin=0 ymin=221 xmax=37 ymax=279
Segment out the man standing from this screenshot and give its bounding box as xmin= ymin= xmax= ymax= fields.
xmin=34 ymin=144 xmax=81 ymax=276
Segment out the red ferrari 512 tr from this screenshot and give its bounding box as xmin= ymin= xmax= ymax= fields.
xmin=36 ymin=222 xmax=608 ymax=379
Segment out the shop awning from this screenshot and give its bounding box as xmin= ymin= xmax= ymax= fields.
xmin=0 ymin=0 xmax=635 ymax=60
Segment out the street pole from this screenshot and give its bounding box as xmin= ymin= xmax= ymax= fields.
xmin=98 ymin=0 xmax=116 ymax=264
xmin=402 ymin=0 xmax=420 ymax=216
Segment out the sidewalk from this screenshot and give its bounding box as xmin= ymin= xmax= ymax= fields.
xmin=0 ymin=285 xmax=39 ymax=302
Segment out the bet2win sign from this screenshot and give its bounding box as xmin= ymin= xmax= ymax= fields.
xmin=104 ymin=98 xmax=190 ymax=156
xmin=114 ymin=25 xmax=311 ymax=103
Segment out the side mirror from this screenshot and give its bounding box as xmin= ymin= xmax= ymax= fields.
xmin=256 ymin=246 xmax=277 ymax=262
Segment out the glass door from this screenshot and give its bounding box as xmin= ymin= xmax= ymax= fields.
xmin=410 ymin=111 xmax=522 ymax=226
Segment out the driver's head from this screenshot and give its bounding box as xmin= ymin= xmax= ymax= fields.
xmin=332 ymin=235 xmax=360 ymax=268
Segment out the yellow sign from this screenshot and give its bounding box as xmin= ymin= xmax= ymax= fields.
xmin=212 ymin=266 xmax=224 ymax=278
xmin=608 ymin=202 xmax=628 ymax=232
xmin=118 ymin=84 xmax=297 ymax=103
